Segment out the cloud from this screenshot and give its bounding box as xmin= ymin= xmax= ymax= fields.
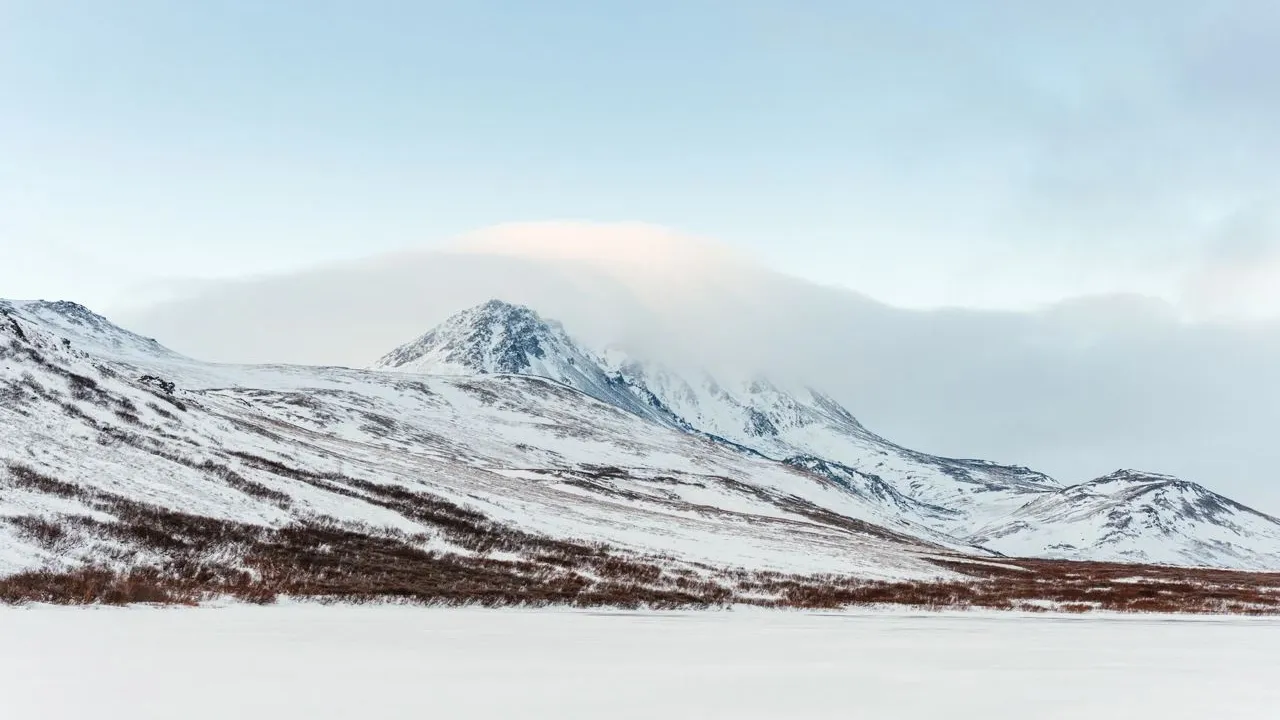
xmin=113 ymin=222 xmax=1280 ymax=512
xmin=1181 ymin=205 xmax=1280 ymax=321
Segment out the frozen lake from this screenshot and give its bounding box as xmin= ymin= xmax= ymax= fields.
xmin=2 ymin=605 xmax=1278 ymax=719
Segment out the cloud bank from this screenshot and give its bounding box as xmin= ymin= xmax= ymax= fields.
xmin=115 ymin=222 xmax=1280 ymax=511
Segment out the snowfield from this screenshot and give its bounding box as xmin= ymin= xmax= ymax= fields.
xmin=2 ymin=605 xmax=1278 ymax=720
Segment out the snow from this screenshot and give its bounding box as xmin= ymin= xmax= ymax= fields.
xmin=2 ymin=604 xmax=1278 ymax=719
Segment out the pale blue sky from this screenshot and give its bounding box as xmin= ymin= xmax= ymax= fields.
xmin=3 ymin=1 xmax=1278 ymax=315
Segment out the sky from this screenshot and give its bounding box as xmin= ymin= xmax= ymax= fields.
xmin=3 ymin=3 xmax=1280 ymax=507
xmin=3 ymin=0 xmax=1279 ymax=318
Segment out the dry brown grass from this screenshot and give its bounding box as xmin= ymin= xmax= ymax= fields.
xmin=0 ymin=567 xmax=192 ymax=605
xmin=5 ymin=463 xmax=85 ymax=499
xmin=744 ymin=557 xmax=1280 ymax=614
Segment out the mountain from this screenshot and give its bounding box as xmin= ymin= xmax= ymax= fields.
xmin=374 ymin=300 xmax=1280 ymax=570
xmin=969 ymin=470 xmax=1280 ymax=568
xmin=4 ymin=297 xmax=1280 ymax=588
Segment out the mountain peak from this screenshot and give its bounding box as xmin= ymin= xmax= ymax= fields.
xmin=374 ymin=299 xmax=689 ymax=427
xmin=3 ymin=298 xmax=175 ymax=359
xmin=1091 ymin=469 xmax=1184 ymax=487
xmin=373 ymin=299 xmax=565 ymax=375
xmin=19 ymin=300 xmax=120 ymax=330
xmin=475 ymin=298 xmax=529 ymax=314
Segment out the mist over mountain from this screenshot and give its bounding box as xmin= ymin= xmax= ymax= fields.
xmin=114 ymin=222 xmax=1280 ymax=510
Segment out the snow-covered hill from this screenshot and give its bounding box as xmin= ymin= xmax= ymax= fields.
xmin=375 ymin=300 xmax=1280 ymax=570
xmin=969 ymin=470 xmax=1280 ymax=569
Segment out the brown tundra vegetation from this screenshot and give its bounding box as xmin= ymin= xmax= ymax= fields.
xmin=4 ymin=462 xmax=1279 ymax=614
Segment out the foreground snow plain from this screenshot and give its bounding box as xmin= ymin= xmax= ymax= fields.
xmin=2 ymin=605 xmax=1278 ymax=720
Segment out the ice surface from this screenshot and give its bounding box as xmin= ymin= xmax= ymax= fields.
xmin=1 ymin=605 xmax=1278 ymax=720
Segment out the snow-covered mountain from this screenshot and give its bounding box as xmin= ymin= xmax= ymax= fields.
xmin=0 ymin=299 xmax=972 ymax=584
xmin=374 ymin=300 xmax=1280 ymax=570
xmin=4 ymin=297 xmax=1280 ymax=581
xmin=969 ymin=470 xmax=1280 ymax=568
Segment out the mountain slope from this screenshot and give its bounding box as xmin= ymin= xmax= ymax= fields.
xmin=372 ymin=300 xmax=1280 ymax=569
xmin=601 ymin=354 xmax=1059 ymax=533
